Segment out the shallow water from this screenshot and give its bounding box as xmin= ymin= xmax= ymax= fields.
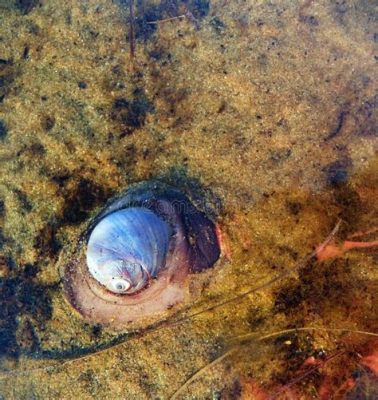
xmin=0 ymin=1 xmax=377 ymax=399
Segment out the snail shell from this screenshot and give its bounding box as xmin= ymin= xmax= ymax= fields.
xmin=86 ymin=207 xmax=172 ymax=294
xmin=62 ymin=180 xmax=220 ymax=328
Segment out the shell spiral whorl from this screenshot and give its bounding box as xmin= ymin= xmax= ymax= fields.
xmin=86 ymin=207 xmax=172 ymax=294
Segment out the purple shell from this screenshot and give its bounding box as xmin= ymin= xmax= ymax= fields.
xmin=86 ymin=207 xmax=172 ymax=294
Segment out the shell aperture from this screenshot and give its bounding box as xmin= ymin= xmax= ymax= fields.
xmin=86 ymin=207 xmax=172 ymax=294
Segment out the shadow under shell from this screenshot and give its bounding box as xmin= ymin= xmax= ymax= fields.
xmin=61 ymin=181 xmax=220 ymax=329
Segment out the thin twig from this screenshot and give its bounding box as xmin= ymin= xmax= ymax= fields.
xmin=229 ymin=326 xmax=378 ymax=346
xmin=170 ymin=326 xmax=378 ymax=399
xmin=129 ymin=0 xmax=135 ymax=60
xmin=269 ymin=350 xmax=345 ymax=399
xmin=146 ymin=6 xmax=199 ymax=29
xmin=147 ymin=15 xmax=186 ymax=24
xmin=170 ymin=348 xmax=237 ymax=400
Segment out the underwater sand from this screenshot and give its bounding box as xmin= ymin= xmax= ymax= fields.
xmin=0 ymin=0 xmax=377 ymax=399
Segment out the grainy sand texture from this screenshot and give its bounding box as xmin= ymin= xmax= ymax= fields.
xmin=0 ymin=1 xmax=377 ymax=399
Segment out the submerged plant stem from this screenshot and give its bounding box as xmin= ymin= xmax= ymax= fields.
xmin=170 ymin=348 xmax=237 ymax=400
xmin=170 ymin=327 xmax=378 ymax=399
xmin=129 ymin=0 xmax=135 ymax=61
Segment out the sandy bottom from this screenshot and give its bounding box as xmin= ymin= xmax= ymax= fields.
xmin=0 ymin=0 xmax=377 ymax=398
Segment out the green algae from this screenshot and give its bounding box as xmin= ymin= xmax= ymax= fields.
xmin=0 ymin=0 xmax=377 ymax=398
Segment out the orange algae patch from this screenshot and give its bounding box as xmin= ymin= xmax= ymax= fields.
xmin=215 ymin=223 xmax=232 ymax=261
xmin=316 ymin=228 xmax=378 ymax=261
xmin=316 ymin=240 xmax=378 ymax=261
xmin=361 ymin=345 xmax=378 ymax=375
